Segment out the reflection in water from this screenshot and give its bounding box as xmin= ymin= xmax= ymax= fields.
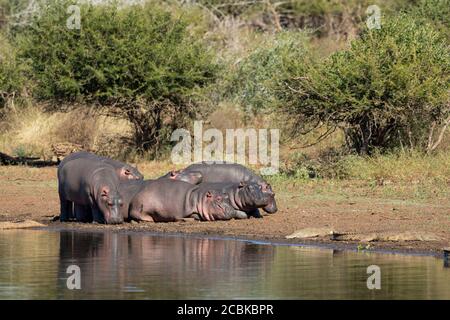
xmin=0 ymin=229 xmax=449 ymax=299
xmin=56 ymin=231 xmax=275 ymax=299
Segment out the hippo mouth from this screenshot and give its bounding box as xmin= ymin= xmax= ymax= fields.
xmin=242 ymin=184 xmax=272 ymax=208
xmin=210 ymin=198 xmax=235 ymax=220
xmin=262 ymin=197 xmax=277 ymax=213
xmin=104 ymin=198 xmax=124 ymax=224
xmin=222 ymin=202 xmax=236 ymax=220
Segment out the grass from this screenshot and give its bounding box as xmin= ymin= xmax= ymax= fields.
xmin=0 ymin=104 xmax=132 ymax=159
xmin=266 ymin=149 xmax=450 ymax=202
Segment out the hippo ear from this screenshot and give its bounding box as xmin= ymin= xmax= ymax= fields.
xmin=238 ymin=181 xmax=246 ymax=188
xmin=206 ymin=191 xmax=213 ymax=198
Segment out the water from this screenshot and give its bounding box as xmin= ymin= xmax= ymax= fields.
xmin=0 ymin=229 xmax=448 ymax=299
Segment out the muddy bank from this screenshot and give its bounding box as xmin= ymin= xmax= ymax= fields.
xmin=0 ymin=166 xmax=449 ymax=255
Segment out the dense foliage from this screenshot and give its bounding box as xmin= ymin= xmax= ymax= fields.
xmin=280 ymin=14 xmax=450 ymax=154
xmin=226 ymin=31 xmax=309 ymax=116
xmin=0 ymin=33 xmax=26 ymax=110
xmin=18 ymin=0 xmax=218 ymax=154
xmin=0 ymin=0 xmax=448 ymax=159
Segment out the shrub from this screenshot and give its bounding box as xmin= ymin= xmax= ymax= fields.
xmin=279 ymin=13 xmax=450 ymax=154
xmin=410 ymin=0 xmax=450 ymax=40
xmin=18 ymin=0 xmax=219 ymax=155
xmin=0 ymin=33 xmax=26 ymax=110
xmin=226 ymin=31 xmax=309 ymax=116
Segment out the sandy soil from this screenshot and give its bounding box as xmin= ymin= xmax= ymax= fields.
xmin=1 ymin=166 xmax=449 ymax=255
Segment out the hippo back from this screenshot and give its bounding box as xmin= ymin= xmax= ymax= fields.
xmin=59 ymin=151 xmax=143 ymax=180
xmin=182 ymin=162 xmax=264 ymax=184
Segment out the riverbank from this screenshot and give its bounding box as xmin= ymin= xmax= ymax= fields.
xmin=1 ymin=165 xmax=449 ymax=255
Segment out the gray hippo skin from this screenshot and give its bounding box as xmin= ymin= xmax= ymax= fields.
xmin=158 ymin=169 xmax=202 ymax=184
xmin=60 ymin=151 xmax=143 ymax=181
xmin=196 ymin=182 xmax=272 ymax=219
xmin=58 ymin=157 xmax=124 ymax=224
xmin=175 ymin=162 xmax=277 ymax=214
xmin=118 ymin=173 xmax=203 ymax=221
xmin=117 ymin=179 xmax=145 ymax=221
xmin=128 ymin=179 xmax=237 ymax=222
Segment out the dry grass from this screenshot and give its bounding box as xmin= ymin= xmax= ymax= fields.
xmin=342 ymin=151 xmax=450 ymax=184
xmin=0 ymin=105 xmax=132 ymax=159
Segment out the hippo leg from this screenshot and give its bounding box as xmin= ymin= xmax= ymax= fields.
xmin=74 ymin=204 xmax=93 ymax=223
xmin=247 ymin=208 xmax=262 ymax=219
xmin=59 ymin=197 xmax=73 ymax=222
xmin=233 ymin=210 xmax=249 ymax=220
xmin=91 ymin=204 xmax=105 ymax=224
xmin=138 ymin=215 xmax=155 ymax=223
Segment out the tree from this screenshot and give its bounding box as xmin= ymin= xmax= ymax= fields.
xmin=0 ymin=33 xmax=26 ymax=111
xmin=18 ymin=0 xmax=218 ymax=155
xmin=279 ymin=13 xmax=450 ymax=154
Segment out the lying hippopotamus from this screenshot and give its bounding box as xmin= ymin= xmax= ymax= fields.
xmin=58 ymin=157 xmax=124 ymax=224
xmin=117 ymin=171 xmax=204 ymax=220
xmin=158 ymin=170 xmax=203 ymax=184
xmin=60 ymin=151 xmax=143 ymax=181
xmin=169 ymin=162 xmax=277 ymax=214
xmin=128 ymin=179 xmax=238 ymax=222
xmin=195 ymin=182 xmax=273 ymax=219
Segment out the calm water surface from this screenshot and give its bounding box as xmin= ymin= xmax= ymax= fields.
xmin=0 ymin=229 xmax=448 ymax=299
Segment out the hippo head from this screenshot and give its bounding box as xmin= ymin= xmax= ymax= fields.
xmin=237 ymin=182 xmax=272 ymax=208
xmin=168 ymin=169 xmax=202 ymax=184
xmin=120 ymin=165 xmax=144 ymax=181
xmin=97 ymin=186 xmax=124 ymax=224
xmin=200 ymin=189 xmax=235 ymax=221
xmin=259 ymin=182 xmax=277 ymax=213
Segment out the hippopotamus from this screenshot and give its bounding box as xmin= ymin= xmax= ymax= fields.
xmin=128 ymin=179 xmax=238 ymax=222
xmin=57 ymin=157 xmax=124 ymax=224
xmin=157 ymin=169 xmax=203 ymax=184
xmin=171 ymin=162 xmax=277 ymax=214
xmin=117 ymin=171 xmax=204 ymax=221
xmin=59 ymin=151 xmax=143 ymax=181
xmin=195 ymin=182 xmax=272 ymax=219
xmin=117 ymin=179 xmax=145 ymax=221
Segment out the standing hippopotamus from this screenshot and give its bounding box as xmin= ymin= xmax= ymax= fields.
xmin=172 ymin=162 xmax=277 ymax=214
xmin=195 ymin=182 xmax=272 ymax=219
xmin=58 ymin=157 xmax=124 ymax=224
xmin=59 ymin=151 xmax=143 ymax=181
xmin=128 ymin=179 xmax=238 ymax=222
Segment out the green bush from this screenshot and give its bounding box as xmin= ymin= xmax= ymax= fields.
xmin=0 ymin=33 xmax=26 ymax=110
xmin=410 ymin=0 xmax=450 ymax=40
xmin=226 ymin=31 xmax=309 ymax=116
xmin=280 ymin=13 xmax=450 ymax=154
xmin=18 ymin=0 xmax=218 ymax=154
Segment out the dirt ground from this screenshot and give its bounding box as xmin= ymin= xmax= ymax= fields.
xmin=1 ymin=165 xmax=449 ymax=255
